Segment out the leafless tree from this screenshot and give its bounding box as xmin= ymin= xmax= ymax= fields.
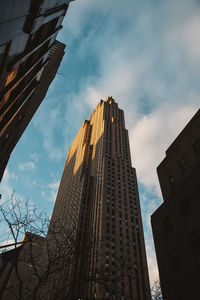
xmin=0 ymin=194 xmax=125 ymax=300
xmin=0 ymin=193 xmax=78 ymax=299
xmin=151 ymin=280 xmax=163 ymax=300
xmin=0 ymin=192 xmax=49 ymax=247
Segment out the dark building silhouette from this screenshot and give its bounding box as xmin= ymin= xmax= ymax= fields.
xmin=0 ymin=246 xmax=22 ymax=299
xmin=151 ymin=109 xmax=200 ymax=300
xmin=0 ymin=0 xmax=74 ymax=181
xmin=0 ymin=233 xmax=45 ymax=300
xmin=47 ymin=97 xmax=151 ymax=299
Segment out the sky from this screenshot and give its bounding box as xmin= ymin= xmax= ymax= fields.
xmin=1 ymin=0 xmax=200 ymax=286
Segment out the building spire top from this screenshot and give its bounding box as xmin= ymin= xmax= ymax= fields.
xmin=106 ymin=96 xmax=115 ymax=104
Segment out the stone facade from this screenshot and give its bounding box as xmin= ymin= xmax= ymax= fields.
xmin=48 ymin=97 xmax=151 ymax=299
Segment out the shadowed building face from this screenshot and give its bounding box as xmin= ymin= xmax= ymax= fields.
xmin=151 ymin=109 xmax=200 ymax=300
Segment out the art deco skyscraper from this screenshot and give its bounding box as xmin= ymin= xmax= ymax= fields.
xmin=48 ymin=97 xmax=151 ymax=299
xmin=0 ymin=0 xmax=74 ymax=181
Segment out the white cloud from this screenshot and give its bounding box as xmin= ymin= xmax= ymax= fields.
xmin=30 ymin=153 xmax=39 ymax=163
xmin=33 ymin=99 xmax=65 ymax=161
xmin=18 ymin=162 xmax=35 ymax=171
xmin=60 ymin=0 xmax=200 ymax=124
xmin=60 ymin=0 xmax=115 ymax=40
xmin=139 ymin=190 xmax=162 ymax=286
xmin=48 ymin=190 xmax=58 ymax=203
xmin=47 ymin=180 xmax=60 ymax=202
xmin=183 ymin=16 xmax=200 ymax=59
xmin=2 ymin=168 xmax=18 ymax=182
xmin=146 ymin=240 xmax=160 ymax=286
xmin=41 ymin=181 xmax=60 ymax=203
xmin=0 ymin=169 xmax=18 ymax=202
xmin=47 ymin=181 xmax=60 ymax=190
xmin=130 ymin=105 xmax=198 ymax=194
xmin=0 ymin=170 xmax=24 ymax=249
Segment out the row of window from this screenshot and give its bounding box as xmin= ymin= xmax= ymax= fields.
xmin=169 ymin=138 xmax=200 ymax=186
xmin=163 ymin=197 xmax=194 ymax=236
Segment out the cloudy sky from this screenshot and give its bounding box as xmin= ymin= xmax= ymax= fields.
xmin=1 ymin=0 xmax=200 ymax=285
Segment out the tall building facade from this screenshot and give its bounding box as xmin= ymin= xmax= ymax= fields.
xmin=48 ymin=97 xmax=150 ymax=299
xmin=0 ymin=0 xmax=74 ymax=181
xmin=151 ymin=109 xmax=200 ymax=300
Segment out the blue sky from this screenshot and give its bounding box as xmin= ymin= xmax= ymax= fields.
xmin=1 ymin=0 xmax=200 ymax=285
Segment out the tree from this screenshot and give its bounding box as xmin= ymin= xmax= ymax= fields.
xmin=151 ymin=280 xmax=163 ymax=300
xmin=0 ymin=194 xmax=126 ymax=300
xmin=0 ymin=193 xmax=78 ymax=299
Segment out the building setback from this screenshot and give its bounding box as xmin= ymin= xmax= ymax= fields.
xmin=0 ymin=0 xmax=74 ymax=181
xmin=47 ymin=97 xmax=151 ymax=299
xmin=151 ymin=109 xmax=200 ymax=300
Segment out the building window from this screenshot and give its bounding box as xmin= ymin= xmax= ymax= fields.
xmin=179 ymin=197 xmax=191 ymax=217
xmin=178 ymin=156 xmax=188 ymax=175
xmin=170 ymin=249 xmax=181 ymax=272
xmin=5 ymin=133 xmax=9 ymax=140
xmin=193 ymin=138 xmax=200 ymax=156
xmin=0 ymin=42 xmax=9 ymax=72
xmin=169 ymin=176 xmax=175 ymax=188
xmin=190 ymin=229 xmax=200 ymax=257
xmin=163 ymin=215 xmax=172 ymax=236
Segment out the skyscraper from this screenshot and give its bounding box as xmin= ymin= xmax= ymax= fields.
xmin=48 ymin=97 xmax=151 ymax=299
xmin=0 ymin=0 xmax=74 ymax=181
xmin=151 ymin=109 xmax=200 ymax=300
